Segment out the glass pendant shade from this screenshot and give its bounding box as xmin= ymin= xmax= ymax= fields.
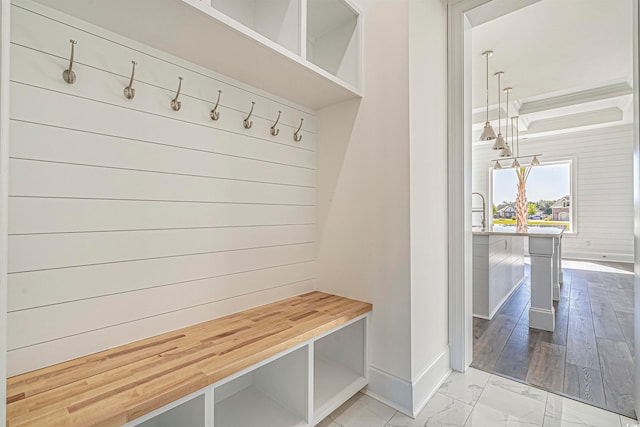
xmin=480 ymin=51 xmax=497 ymax=142
xmin=511 ymin=158 xmax=520 ymax=168
xmin=494 ymin=160 xmax=502 ymax=170
xmin=531 ymin=156 xmax=540 ymax=166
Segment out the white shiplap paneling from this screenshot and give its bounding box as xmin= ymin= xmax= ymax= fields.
xmin=8 ymin=243 xmax=316 ymax=312
xmin=7 ymin=0 xmax=317 ymax=375
xmin=472 ymin=125 xmax=634 ymax=262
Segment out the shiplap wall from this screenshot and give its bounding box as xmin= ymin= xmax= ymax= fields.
xmin=472 ymin=124 xmax=634 ymax=262
xmin=7 ymin=0 xmax=317 ymax=376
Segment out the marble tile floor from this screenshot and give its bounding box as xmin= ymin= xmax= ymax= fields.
xmin=319 ymin=368 xmax=637 ymax=427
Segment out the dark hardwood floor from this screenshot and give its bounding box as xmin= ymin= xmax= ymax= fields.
xmin=471 ymin=259 xmax=636 ymax=418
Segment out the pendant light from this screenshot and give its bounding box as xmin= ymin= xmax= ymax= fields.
xmin=486 ymin=54 xmax=544 ymax=169
xmin=500 ymin=86 xmax=513 ymax=157
xmin=492 ymin=72 xmax=507 ymax=150
xmin=480 ymin=51 xmax=497 ymax=141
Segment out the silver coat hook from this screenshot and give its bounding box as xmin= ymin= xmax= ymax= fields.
xmin=270 ymin=111 xmax=281 ymax=136
xmin=62 ymin=39 xmax=77 ymax=84
xmin=123 ymin=61 xmax=137 ymax=100
xmin=243 ymin=101 xmax=255 ymax=129
xmin=293 ymin=118 xmax=304 ymax=142
xmin=171 ymin=77 xmax=183 ymax=111
xmin=210 ymin=90 xmax=222 ymax=121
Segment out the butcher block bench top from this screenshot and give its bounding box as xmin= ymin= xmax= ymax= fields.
xmin=6 ymin=291 xmax=372 ymax=427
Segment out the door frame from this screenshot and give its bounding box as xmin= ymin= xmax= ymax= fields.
xmin=447 ymin=5 xmax=640 ymax=419
xmin=632 ymin=0 xmax=639 ymax=418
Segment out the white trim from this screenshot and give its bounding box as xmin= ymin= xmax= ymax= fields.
xmin=632 ymin=0 xmax=640 ymax=416
xmin=0 ymin=0 xmax=9 ymax=424
xmin=529 ymin=306 xmax=555 ymax=332
xmin=463 ymin=0 xmax=542 ymax=27
xmin=366 ymin=348 xmax=451 ymax=418
xmin=562 ymin=252 xmax=635 ymax=264
xmin=365 ymin=365 xmax=413 ymax=416
xmin=448 ymin=0 xmax=490 ymax=373
xmin=410 ymin=348 xmax=452 ymax=418
xmin=489 ymin=158 xmax=577 ymax=232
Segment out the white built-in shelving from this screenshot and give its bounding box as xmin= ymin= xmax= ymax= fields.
xmin=210 ymin=0 xmax=301 ymax=55
xmin=32 ymin=0 xmax=362 ymax=109
xmin=124 ymin=315 xmax=369 ymax=427
xmin=307 ymin=0 xmax=361 ymax=93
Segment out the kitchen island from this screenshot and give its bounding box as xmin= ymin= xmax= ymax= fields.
xmin=473 ymin=225 xmax=565 ymax=331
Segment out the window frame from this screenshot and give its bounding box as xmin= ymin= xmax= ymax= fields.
xmin=488 ymin=157 xmax=577 ymax=235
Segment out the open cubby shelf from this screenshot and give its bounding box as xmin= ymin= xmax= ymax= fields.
xmin=137 ymin=394 xmax=206 ymax=427
xmin=210 ymin=0 xmax=301 ymax=55
xmin=32 ymin=0 xmax=362 ymax=108
xmin=125 ymin=315 xmax=369 ymax=427
xmin=214 ymin=345 xmax=309 ymax=427
xmin=306 ymin=0 xmax=361 ymax=90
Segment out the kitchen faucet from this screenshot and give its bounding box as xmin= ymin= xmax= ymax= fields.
xmin=472 ymin=192 xmax=486 ymax=229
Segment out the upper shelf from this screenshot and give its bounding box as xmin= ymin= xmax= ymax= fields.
xmin=31 ymin=0 xmax=362 ymax=110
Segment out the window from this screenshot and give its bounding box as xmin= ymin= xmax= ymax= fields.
xmin=491 ymin=161 xmax=574 ymax=232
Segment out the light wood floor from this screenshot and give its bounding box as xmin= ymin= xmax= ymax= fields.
xmin=471 ymin=259 xmax=636 ymax=418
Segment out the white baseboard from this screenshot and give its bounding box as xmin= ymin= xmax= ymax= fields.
xmin=562 ymin=251 xmax=634 ymax=264
xmin=529 ymin=306 xmax=555 ymax=331
xmin=410 ymin=347 xmax=451 ymax=417
xmin=365 ymin=347 xmax=451 ymax=417
xmin=472 ymin=313 xmax=490 ymax=320
xmin=365 ymin=366 xmax=413 ymax=416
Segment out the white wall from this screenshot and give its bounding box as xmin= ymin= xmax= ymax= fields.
xmin=317 ymin=0 xmax=450 ymax=416
xmin=6 ymin=0 xmax=453 ymax=416
xmin=408 ymin=0 xmax=451 ymax=413
xmin=317 ymin=0 xmax=412 ymax=397
xmin=472 ymin=125 xmax=634 ymax=262
xmin=7 ymin=0 xmax=317 ymax=375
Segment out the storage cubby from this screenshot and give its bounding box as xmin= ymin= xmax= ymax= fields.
xmin=313 ymin=318 xmax=367 ymax=419
xmin=306 ymin=0 xmax=361 ymax=88
xmin=214 ymin=346 xmax=309 ymax=427
xmin=136 ymin=393 xmax=206 ymax=427
xmin=210 ymin=0 xmax=301 ymax=54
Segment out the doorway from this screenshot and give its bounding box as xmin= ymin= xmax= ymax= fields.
xmin=448 ymin=0 xmax=640 ymax=419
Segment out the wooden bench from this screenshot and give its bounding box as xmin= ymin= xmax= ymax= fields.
xmin=6 ymin=291 xmax=372 ymax=427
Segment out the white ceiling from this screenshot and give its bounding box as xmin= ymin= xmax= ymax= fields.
xmin=471 ymin=0 xmax=633 ymax=139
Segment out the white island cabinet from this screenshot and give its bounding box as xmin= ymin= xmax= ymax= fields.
xmin=473 ymin=225 xmax=565 ymax=331
xmin=472 ymin=232 xmax=525 ymax=320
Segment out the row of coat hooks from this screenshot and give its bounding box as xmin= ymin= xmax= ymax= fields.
xmin=62 ymin=40 xmax=304 ymax=142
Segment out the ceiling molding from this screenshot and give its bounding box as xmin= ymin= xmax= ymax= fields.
xmin=465 ymin=0 xmax=542 ymax=27
xmin=472 ymin=81 xmax=632 ymax=138
xmin=525 ymin=107 xmax=623 ymax=135
xmin=518 ymin=82 xmax=632 ymax=115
